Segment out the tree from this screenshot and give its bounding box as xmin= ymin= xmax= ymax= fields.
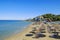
xmin=56 ymin=15 xmax=60 ymax=21
xmin=42 ymin=13 xmax=55 ymax=21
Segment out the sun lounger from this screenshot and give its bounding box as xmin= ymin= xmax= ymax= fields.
xmin=49 ymin=32 xmax=60 ymax=39
xmin=25 ymin=34 xmax=33 ymax=36
xmin=33 ymin=33 xmax=46 ymax=38
xmin=40 ymin=31 xmax=46 ymax=33
xmin=29 ymin=31 xmax=36 ymax=34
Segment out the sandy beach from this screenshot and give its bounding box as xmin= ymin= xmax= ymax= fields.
xmin=5 ymin=22 xmax=60 ymax=40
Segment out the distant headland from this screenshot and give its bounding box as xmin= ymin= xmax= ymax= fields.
xmin=26 ymin=13 xmax=60 ymax=22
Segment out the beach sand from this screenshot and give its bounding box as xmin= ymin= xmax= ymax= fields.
xmin=5 ymin=23 xmax=59 ymax=40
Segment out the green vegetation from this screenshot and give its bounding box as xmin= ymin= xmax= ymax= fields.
xmin=26 ymin=13 xmax=60 ymax=22
xmin=42 ymin=13 xmax=60 ymax=21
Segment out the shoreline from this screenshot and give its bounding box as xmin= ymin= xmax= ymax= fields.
xmin=5 ymin=23 xmax=33 ymax=40
xmin=5 ymin=22 xmax=60 ymax=40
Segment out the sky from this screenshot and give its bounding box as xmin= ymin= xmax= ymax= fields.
xmin=0 ymin=0 xmax=60 ymax=20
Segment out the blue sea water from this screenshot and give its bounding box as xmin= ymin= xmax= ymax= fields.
xmin=0 ymin=20 xmax=31 ymax=40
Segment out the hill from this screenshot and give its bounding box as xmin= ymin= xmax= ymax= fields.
xmin=26 ymin=13 xmax=60 ymax=22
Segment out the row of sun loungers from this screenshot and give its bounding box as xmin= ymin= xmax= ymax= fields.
xmin=47 ymin=23 xmax=60 ymax=39
xmin=25 ymin=22 xmax=60 ymax=39
xmin=25 ymin=22 xmax=46 ymax=38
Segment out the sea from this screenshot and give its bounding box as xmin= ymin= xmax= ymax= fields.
xmin=0 ymin=20 xmax=31 ymax=40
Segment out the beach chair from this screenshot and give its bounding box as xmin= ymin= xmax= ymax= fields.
xmin=39 ymin=27 xmax=46 ymax=33
xmin=29 ymin=31 xmax=36 ymax=34
xmin=49 ymin=32 xmax=60 ymax=39
xmin=33 ymin=32 xmax=46 ymax=38
xmin=25 ymin=33 xmax=33 ymax=37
